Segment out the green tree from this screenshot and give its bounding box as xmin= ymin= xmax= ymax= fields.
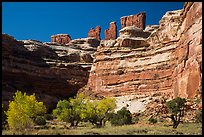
xmin=53 ymin=93 xmax=88 ymax=127
xmin=6 ymin=90 xmax=46 ymax=130
xmin=53 ymin=93 xmax=116 ymax=128
xmin=85 ymin=97 xmax=116 ymax=127
xmin=166 ymin=97 xmax=186 ymax=128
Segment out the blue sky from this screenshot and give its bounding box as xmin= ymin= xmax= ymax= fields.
xmin=2 ymin=2 xmax=184 ymax=42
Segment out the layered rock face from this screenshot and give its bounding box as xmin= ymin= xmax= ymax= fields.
xmin=86 ymin=2 xmax=202 ymax=99
xmin=88 ymin=26 xmax=101 ymax=40
xmin=2 ymin=34 xmax=99 ymax=111
xmin=105 ymin=22 xmax=117 ymax=40
xmin=121 ymin=12 xmax=146 ymax=30
xmin=51 ymin=34 xmax=71 ymax=45
xmin=171 ymin=2 xmax=202 ymax=98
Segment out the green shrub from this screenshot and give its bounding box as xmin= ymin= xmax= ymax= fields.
xmin=6 ymin=90 xmax=47 ymax=130
xmin=35 ymin=116 xmax=46 ymax=125
xmin=110 ymin=107 xmax=132 ymax=126
xmin=132 ymin=117 xmax=139 ymax=124
xmin=44 ymin=114 xmax=54 ymax=120
xmin=148 ymin=117 xmax=157 ymax=124
xmin=195 ymin=110 xmax=202 ymax=123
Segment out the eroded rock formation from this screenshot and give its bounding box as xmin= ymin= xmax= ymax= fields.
xmin=85 ymin=2 xmax=202 ymax=99
xmin=88 ymin=26 xmax=101 ymax=40
xmin=172 ymin=2 xmax=202 ymax=98
xmin=2 ymin=2 xmax=201 ymax=113
xmin=121 ymin=12 xmax=146 ymax=30
xmin=105 ymin=22 xmax=117 ymax=40
xmin=2 ymin=34 xmax=99 ymax=111
xmin=51 ymin=34 xmax=71 ymax=45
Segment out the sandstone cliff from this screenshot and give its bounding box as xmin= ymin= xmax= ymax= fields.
xmin=85 ymin=2 xmax=202 ymax=99
xmin=2 ymin=34 xmax=99 ymax=111
xmin=2 ymin=2 xmax=201 ymax=112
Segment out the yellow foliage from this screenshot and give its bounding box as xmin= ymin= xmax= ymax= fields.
xmin=6 ymin=90 xmax=46 ymax=130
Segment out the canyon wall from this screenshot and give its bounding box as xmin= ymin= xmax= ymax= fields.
xmin=85 ymin=2 xmax=202 ymax=99
xmin=2 ymin=2 xmax=201 ymax=112
xmin=172 ymin=2 xmax=202 ymax=98
xmin=2 ymin=34 xmax=99 ymax=111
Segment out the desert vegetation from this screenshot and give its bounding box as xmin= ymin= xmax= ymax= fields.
xmin=2 ymin=90 xmax=202 ymax=135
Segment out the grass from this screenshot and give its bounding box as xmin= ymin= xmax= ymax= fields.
xmin=2 ymin=121 xmax=202 ymax=135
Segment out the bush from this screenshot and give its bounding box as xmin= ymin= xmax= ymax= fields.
xmin=110 ymin=107 xmax=132 ymax=126
xmin=148 ymin=117 xmax=157 ymax=124
xmin=132 ymin=117 xmax=139 ymax=124
xmin=44 ymin=114 xmax=54 ymax=120
xmin=195 ymin=110 xmax=202 ymax=123
xmin=166 ymin=97 xmax=186 ymax=128
xmin=35 ymin=116 xmax=46 ymax=125
xmin=6 ymin=90 xmax=47 ymax=130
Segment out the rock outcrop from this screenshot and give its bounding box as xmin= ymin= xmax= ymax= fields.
xmin=88 ymin=26 xmax=101 ymax=40
xmin=120 ymin=12 xmax=146 ymax=30
xmin=2 ymin=2 xmax=201 ymax=113
xmin=105 ymin=22 xmax=117 ymax=40
xmin=85 ymin=2 xmax=202 ymax=99
xmin=51 ymin=34 xmax=71 ymax=45
xmin=2 ymin=34 xmax=99 ymax=111
xmin=171 ymin=2 xmax=202 ymax=98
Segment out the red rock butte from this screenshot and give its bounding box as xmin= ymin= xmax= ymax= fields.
xmin=121 ymin=12 xmax=146 ymax=30
xmin=51 ymin=34 xmax=71 ymax=45
xmin=105 ymin=22 xmax=117 ymax=40
xmin=88 ymin=26 xmax=101 ymax=40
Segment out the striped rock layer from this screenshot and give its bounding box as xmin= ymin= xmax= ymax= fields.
xmin=86 ymin=2 xmax=202 ymax=99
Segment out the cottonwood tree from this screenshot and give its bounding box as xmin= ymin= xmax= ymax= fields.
xmin=85 ymin=97 xmax=116 ymax=127
xmin=6 ymin=91 xmax=46 ymax=130
xmin=53 ymin=93 xmax=88 ymax=127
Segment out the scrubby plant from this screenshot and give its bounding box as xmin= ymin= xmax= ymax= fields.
xmin=132 ymin=117 xmax=139 ymax=124
xmin=6 ymin=90 xmax=47 ymax=130
xmin=195 ymin=109 xmax=202 ymax=123
xmin=34 ymin=116 xmax=46 ymax=126
xmin=44 ymin=114 xmax=54 ymax=120
xmin=148 ymin=117 xmax=158 ymax=124
xmin=110 ymin=107 xmax=132 ymax=126
xmin=166 ymin=97 xmax=186 ymax=128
